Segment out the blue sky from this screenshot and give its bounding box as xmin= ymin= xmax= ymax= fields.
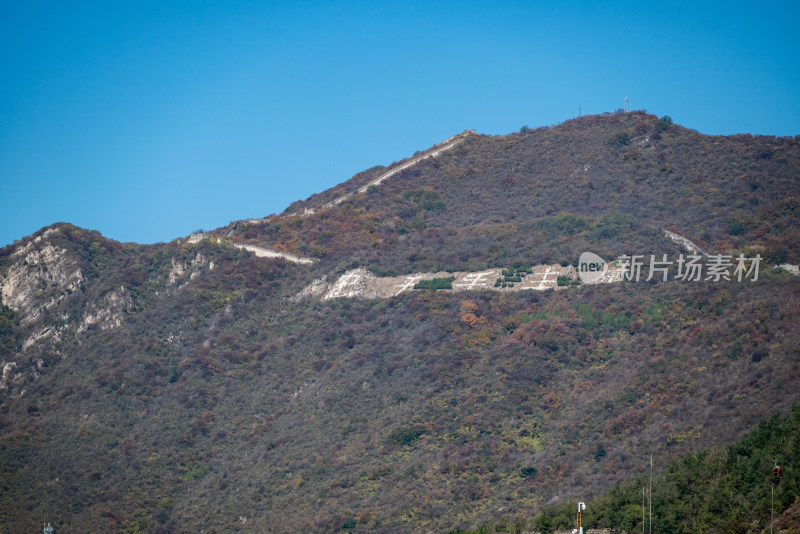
xmin=2 ymin=1 xmax=799 ymax=247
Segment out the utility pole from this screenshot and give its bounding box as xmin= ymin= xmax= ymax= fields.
xmin=649 ymin=454 xmax=653 ymax=534
xmin=576 ymin=501 xmax=586 ymax=534
xmin=772 ymin=462 xmax=783 ymax=534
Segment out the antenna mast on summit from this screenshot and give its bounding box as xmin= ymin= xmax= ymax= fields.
xmin=625 ymin=97 xmax=630 ymax=112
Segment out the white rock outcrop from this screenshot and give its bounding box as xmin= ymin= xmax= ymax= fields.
xmin=0 ymin=228 xmax=83 ymax=326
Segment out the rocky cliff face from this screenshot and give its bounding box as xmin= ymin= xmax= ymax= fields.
xmin=0 ymin=227 xmax=89 ymax=372
xmin=0 ymin=225 xmax=222 ymax=396
xmin=0 ymin=227 xmax=83 ymax=326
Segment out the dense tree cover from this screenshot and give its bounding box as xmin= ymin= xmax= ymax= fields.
xmin=228 ymin=208 xmax=684 ymax=278
xmin=0 ymin=247 xmax=798 ymax=531
xmin=414 ymin=277 xmax=455 ymax=289
xmin=450 ymin=407 xmax=800 ymax=533
xmin=229 ymin=112 xmax=800 ymax=272
xmin=0 ymin=300 xmax=18 ymax=355
xmin=0 ymin=114 xmax=798 ymax=532
xmin=528 ymin=406 xmax=800 ymax=534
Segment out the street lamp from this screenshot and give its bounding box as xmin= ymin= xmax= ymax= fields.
xmin=572 ymin=501 xmax=586 ymax=534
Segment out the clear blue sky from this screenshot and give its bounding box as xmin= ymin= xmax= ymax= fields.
xmin=2 ymin=1 xmax=799 ymax=247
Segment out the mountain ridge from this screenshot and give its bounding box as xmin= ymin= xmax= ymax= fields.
xmin=1 ymin=112 xmax=799 ymax=532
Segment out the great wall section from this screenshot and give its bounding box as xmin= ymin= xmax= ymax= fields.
xmin=181 ymin=131 xmax=799 ymax=301
xmin=320 ymin=129 xmax=474 ymax=210
xmin=184 ymin=131 xmax=476 ymax=266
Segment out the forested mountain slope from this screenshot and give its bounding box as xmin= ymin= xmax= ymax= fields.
xmin=0 ymin=112 xmax=798 ymax=532
xmin=459 ymin=407 xmax=800 ymax=534
xmin=258 ymin=111 xmax=800 ymax=274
